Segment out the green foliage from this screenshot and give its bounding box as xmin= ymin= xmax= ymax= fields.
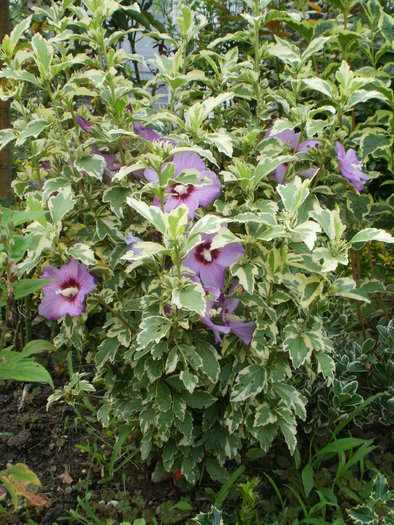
xmin=1 ymin=0 xmax=393 ymax=489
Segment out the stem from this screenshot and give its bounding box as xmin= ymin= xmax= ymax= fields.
xmin=299 ymin=298 xmax=318 ymax=335
xmin=25 ymin=295 xmax=32 ymax=344
xmin=350 ymin=250 xmax=367 ymax=340
xmin=367 ymin=244 xmax=389 ymax=320
xmin=97 ymin=297 xmax=134 ymax=333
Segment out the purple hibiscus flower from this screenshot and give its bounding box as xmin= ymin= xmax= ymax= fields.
xmin=183 ymin=232 xmax=244 ymax=289
xmin=77 ymin=115 xmax=92 ymax=133
xmin=335 ymin=142 xmax=368 ymax=192
xmin=124 ymin=231 xmax=143 ymax=260
xmin=133 ymin=121 xmax=163 ymax=142
xmin=144 ymin=152 xmax=221 ymax=219
xmin=265 ymin=127 xmax=320 ymax=183
xmin=38 ymin=258 xmax=96 ymax=320
xmin=200 ymin=282 xmax=254 ymax=344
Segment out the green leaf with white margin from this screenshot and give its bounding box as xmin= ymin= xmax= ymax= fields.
xmin=31 ymin=33 xmax=53 ymax=78
xmin=272 ymin=383 xmax=307 ymax=420
xmin=277 ymin=177 xmax=310 ymax=213
xmin=122 ymin=241 xmax=167 ymax=262
xmin=347 ymin=90 xmax=387 ymax=109
xmin=316 ymin=352 xmax=335 ymax=385
xmin=295 ymin=274 xmax=324 ymax=308
xmin=196 ymin=340 xmax=220 ymax=383
xmin=74 ymin=155 xmax=106 ymax=180
xmin=179 ymin=370 xmax=198 ymax=394
xmin=254 ymin=403 xmax=277 ymax=427
xmin=302 ymin=78 xmax=334 ymax=98
xmin=231 ymin=364 xmax=267 ymax=402
xmin=349 ymin=228 xmax=394 ymax=245
xmin=16 ymin=120 xmax=50 ymax=145
xmin=230 ymin=262 xmax=257 ymax=294
xmin=301 ymin=36 xmax=331 ymax=63
xmin=102 ymin=186 xmax=132 ymax=218
xmin=275 ymin=406 xmax=297 ymax=454
xmin=329 ymin=277 xmax=370 ymax=303
xmin=0 ymin=129 xmax=15 ymax=151
xmin=9 ymin=15 xmax=32 ymax=49
xmin=126 ymin=197 xmax=166 ymax=234
xmin=210 ymin=228 xmax=240 ymax=250
xmin=347 ymin=506 xmax=376 ymax=523
xmin=178 ymin=344 xmax=203 ymax=371
xmin=165 ymin=204 xmax=188 ymax=241
xmin=292 ymin=221 xmax=321 ymax=250
xmin=48 ymin=185 xmax=75 ymax=223
xmin=310 ymin=204 xmax=346 ymax=244
xmin=283 ymin=323 xmax=313 ymax=369
xmin=252 ymin=155 xmax=296 ymax=187
xmin=269 ymin=36 xmax=300 ymax=65
xmin=205 ymin=132 xmax=233 ymax=157
xmin=271 ymin=119 xmax=296 ymax=134
xmin=137 ymin=316 xmax=172 ymax=348
xmin=188 ymin=214 xmax=223 ymax=239
xmin=68 ymin=243 xmax=96 ymax=265
xmin=172 ymin=282 xmax=206 ymax=316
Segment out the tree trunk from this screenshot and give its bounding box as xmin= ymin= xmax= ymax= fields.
xmin=0 ymin=0 xmax=11 ymax=201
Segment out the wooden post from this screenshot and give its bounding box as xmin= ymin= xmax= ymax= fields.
xmin=0 ymin=0 xmax=11 ymax=201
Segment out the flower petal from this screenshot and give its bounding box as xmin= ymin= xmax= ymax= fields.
xmin=200 ymin=262 xmax=226 ymax=289
xmin=215 ymin=242 xmax=244 ymax=268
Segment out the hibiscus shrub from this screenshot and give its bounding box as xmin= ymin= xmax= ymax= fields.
xmin=0 ymin=0 xmax=393 ymax=483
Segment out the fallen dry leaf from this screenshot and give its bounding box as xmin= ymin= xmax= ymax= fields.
xmin=58 ymin=465 xmax=73 ymax=485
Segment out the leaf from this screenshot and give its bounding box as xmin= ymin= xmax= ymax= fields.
xmin=230 ymin=262 xmax=257 ymax=294
xmin=179 ymin=370 xmax=198 ymax=394
xmin=126 ymin=197 xmax=166 ymax=234
xmin=0 ymin=463 xmax=47 ymax=510
xmin=137 ymin=316 xmax=171 ymax=348
xmin=284 ymin=333 xmax=312 ymax=368
xmin=302 ymin=78 xmax=334 ymax=98
xmin=165 ymin=205 xmax=188 ymax=241
xmin=31 ymin=33 xmax=53 ymax=78
xmin=178 ymin=344 xmax=203 ymax=371
xmin=330 ymin=277 xmax=370 ymax=303
xmin=74 ymin=155 xmax=106 ymax=180
xmin=58 ymin=465 xmax=73 ymax=485
xmin=272 ymin=383 xmax=307 ymax=420
xmin=277 ymin=177 xmax=310 ymax=213
xmin=21 ymin=339 xmax=55 ymax=358
xmin=13 ymin=279 xmax=53 ymax=300
xmin=48 ymin=185 xmax=75 ymax=224
xmin=16 ymin=120 xmax=50 ymax=145
xmin=252 ymin=155 xmax=296 ymax=187
xmin=188 ymin=214 xmax=223 ymax=239
xmin=196 ymin=340 xmax=220 ymax=383
xmin=68 ymin=243 xmax=96 ymax=266
xmin=0 ymin=129 xmax=15 ymax=151
xmin=349 ymin=228 xmax=394 ymax=245
xmin=205 ymin=132 xmax=233 ymax=157
xmin=0 ymin=356 xmax=54 ymax=388
xmin=172 ymin=282 xmax=206 ymax=316
xmin=316 ymin=352 xmax=335 ymax=385
xmin=269 ymin=37 xmax=300 ymax=65
xmin=231 ymin=364 xmax=267 ymax=402
xmin=102 ymin=186 xmax=132 ymax=218
xmin=302 ymin=464 xmax=314 ymax=498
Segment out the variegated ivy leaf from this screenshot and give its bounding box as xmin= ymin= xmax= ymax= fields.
xmin=269 ymin=36 xmax=300 ymax=66
xmin=0 ymin=129 xmax=15 ymax=151
xmin=329 ymin=277 xmax=370 ymax=303
xmin=277 ymin=177 xmax=310 ymax=213
xmin=137 ymin=316 xmax=172 ymax=348
xmin=178 ymin=344 xmax=203 ymax=371
xmin=313 ymin=247 xmax=348 ymax=273
xmin=231 ymin=364 xmax=267 ymax=402
xmin=310 ymin=204 xmax=346 ymax=244
xmin=165 ymin=205 xmax=189 ymax=241
xmin=68 ymin=243 xmax=96 ymax=266
xmin=172 ymin=282 xmax=206 ymax=316
xmin=272 ymin=383 xmax=307 ymax=420
xmin=348 ymin=228 xmax=394 ymax=246
xmin=291 ymin=221 xmax=321 ymax=250
xmin=31 ymin=33 xmax=53 ymax=79
xmin=48 ymin=185 xmax=75 ymax=224
xmin=210 ymin=228 xmax=240 ymax=250
xmin=230 ymin=262 xmax=258 ymax=294
xmin=275 ymin=406 xmax=297 ymax=454
xmin=16 ymin=120 xmax=50 ymax=145
xmin=204 ymin=131 xmax=233 ymax=157
xmin=283 ymin=323 xmax=313 ymax=369
xmin=179 ymin=369 xmax=198 ymax=394
xmin=295 ymin=274 xmax=324 ymax=309
xmin=102 ymin=186 xmax=132 ymax=218
xmin=254 ymin=403 xmax=277 ymax=427
xmin=74 ymin=155 xmax=106 ymax=180
xmin=188 ymin=214 xmax=223 ymax=240
xmin=251 ymin=155 xmax=296 ymax=189
xmin=196 ymin=340 xmax=220 ymax=383
xmin=126 ymin=197 xmax=166 ymax=234
xmin=316 ymin=352 xmax=335 ymax=385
